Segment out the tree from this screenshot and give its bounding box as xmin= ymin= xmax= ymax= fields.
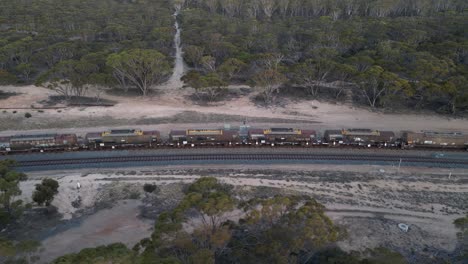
xmin=232 ymin=196 xmax=340 ymax=263
xmin=183 ymin=71 xmax=227 ymax=101
xmin=218 ymin=58 xmax=246 ymax=81
xmin=356 ymin=66 xmax=410 ymax=108
xmin=0 ymin=160 xmax=27 ymax=227
xmin=47 ymin=79 xmax=75 ymax=101
xmin=0 ymin=238 xmax=41 ymax=264
xmin=0 ymin=69 xmax=17 ymax=85
xmin=15 ymin=63 xmax=34 ymax=82
xmin=251 ymin=69 xmax=287 ymax=103
xmin=107 ymin=49 xmax=171 ymax=96
xmin=52 ymin=243 xmax=135 ymax=264
xmin=191 ymin=248 xmax=215 ymax=264
xmin=309 ymin=247 xmax=362 ymax=264
xmin=32 ymin=178 xmax=59 ymax=206
xmin=181 ymin=177 xmax=235 ymax=234
xmin=16 ymin=240 xmax=41 ymax=264
xmin=184 ymin=45 xmax=204 ymax=67
xmin=201 ymin=56 xmax=217 ymax=73
xmin=143 ymin=183 xmax=158 ymax=193
xmin=454 ymin=214 xmax=468 ymax=260
xmin=439 ymin=76 xmax=468 ymax=114
xmin=291 ymin=59 xmax=336 ymax=97
xmin=331 ymin=63 xmax=358 ymax=99
xmin=85 ymin=73 xmax=111 ymax=103
xmin=362 ymin=247 xmax=407 ymax=264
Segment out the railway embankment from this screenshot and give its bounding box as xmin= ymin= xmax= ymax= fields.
xmin=3 ymin=148 xmax=468 ymax=171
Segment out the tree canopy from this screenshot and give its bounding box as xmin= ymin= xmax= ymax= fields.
xmin=32 ymin=178 xmax=60 ymax=206
xmin=0 ymin=160 xmax=27 ymax=228
xmin=107 ymin=49 xmax=171 ymax=96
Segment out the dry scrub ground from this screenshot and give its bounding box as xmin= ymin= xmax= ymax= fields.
xmin=5 ymin=164 xmax=467 ymax=263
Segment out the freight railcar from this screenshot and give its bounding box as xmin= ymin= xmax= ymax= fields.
xmin=248 ymin=128 xmax=317 ymax=145
xmin=6 ymin=134 xmax=78 ymax=152
xmin=85 ymin=129 xmax=160 ymax=149
xmin=402 ymin=131 xmax=468 ymax=149
xmin=324 ymin=129 xmax=395 ymax=147
xmin=169 ymin=129 xmax=239 ymax=146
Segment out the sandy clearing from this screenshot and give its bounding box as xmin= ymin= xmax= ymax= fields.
xmin=1 ymin=84 xmax=467 ymax=135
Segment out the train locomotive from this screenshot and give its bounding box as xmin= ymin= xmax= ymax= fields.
xmin=85 ymin=129 xmax=160 ymax=149
xmin=1 ymin=125 xmax=468 ymax=154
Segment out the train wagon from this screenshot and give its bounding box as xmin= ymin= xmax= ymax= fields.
xmin=8 ymin=134 xmax=78 ymax=152
xmin=248 ymin=128 xmax=317 ymax=146
xmin=0 ymin=137 xmax=11 ymax=153
xmin=402 ymin=131 xmax=468 ymax=149
xmin=85 ymin=129 xmax=160 ymax=149
xmin=324 ymin=129 xmax=395 ymax=147
xmin=169 ymin=129 xmax=239 ymax=146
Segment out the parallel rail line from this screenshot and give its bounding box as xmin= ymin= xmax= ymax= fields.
xmin=15 ymin=153 xmax=468 ymax=167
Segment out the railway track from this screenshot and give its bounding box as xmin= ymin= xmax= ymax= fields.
xmin=15 ymin=153 xmax=468 ymax=168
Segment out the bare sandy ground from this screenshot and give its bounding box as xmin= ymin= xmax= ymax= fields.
xmin=1 ymin=85 xmax=467 ymax=136
xmin=16 ymin=164 xmax=467 ymax=263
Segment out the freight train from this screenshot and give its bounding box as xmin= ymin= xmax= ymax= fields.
xmin=1 ymin=125 xmax=467 ymax=154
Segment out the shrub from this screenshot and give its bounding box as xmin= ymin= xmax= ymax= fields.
xmin=24 ymin=112 xmax=32 ymax=118
xmin=143 ymin=183 xmax=158 ymax=193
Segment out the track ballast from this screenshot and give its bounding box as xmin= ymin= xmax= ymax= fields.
xmin=14 ymin=152 xmax=468 ymax=169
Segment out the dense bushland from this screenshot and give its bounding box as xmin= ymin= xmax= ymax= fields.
xmin=1 ymin=0 xmax=467 ymax=112
xmin=0 ymin=0 xmax=175 ymax=94
xmin=180 ymin=0 xmax=468 ymax=112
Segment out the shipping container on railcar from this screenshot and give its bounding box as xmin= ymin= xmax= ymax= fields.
xmin=324 ymin=129 xmax=395 ymax=147
xmin=169 ymin=129 xmax=239 ymax=146
xmin=402 ymin=131 xmax=468 ymax=149
xmin=248 ymin=128 xmax=317 ymax=146
xmin=85 ymin=129 xmax=160 ymax=149
xmin=8 ymin=134 xmax=78 ymax=152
